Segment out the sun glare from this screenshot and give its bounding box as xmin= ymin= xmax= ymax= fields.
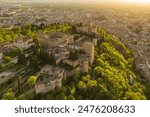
xmin=126 ymin=0 xmax=150 ymax=3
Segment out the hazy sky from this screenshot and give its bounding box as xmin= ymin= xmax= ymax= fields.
xmin=0 ymin=0 xmax=150 ymax=4
xmin=0 ymin=0 xmax=124 ymax=3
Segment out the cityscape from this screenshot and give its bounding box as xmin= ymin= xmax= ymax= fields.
xmin=0 ymin=0 xmax=150 ymax=100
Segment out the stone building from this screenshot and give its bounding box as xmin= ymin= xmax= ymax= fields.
xmin=35 ymin=65 xmax=66 ymax=94
xmin=12 ymin=38 xmax=34 ymax=50
xmin=53 ymin=48 xmax=69 ymax=65
xmin=37 ymin=32 xmax=73 ymax=49
xmin=83 ymin=41 xmax=95 ymax=64
xmin=76 ymin=22 xmax=97 ymax=34
xmin=63 ymin=54 xmax=89 ymax=73
xmin=35 ymin=30 xmax=97 ymax=93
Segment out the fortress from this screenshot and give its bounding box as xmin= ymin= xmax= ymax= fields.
xmin=35 ymin=24 xmax=99 ymax=94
